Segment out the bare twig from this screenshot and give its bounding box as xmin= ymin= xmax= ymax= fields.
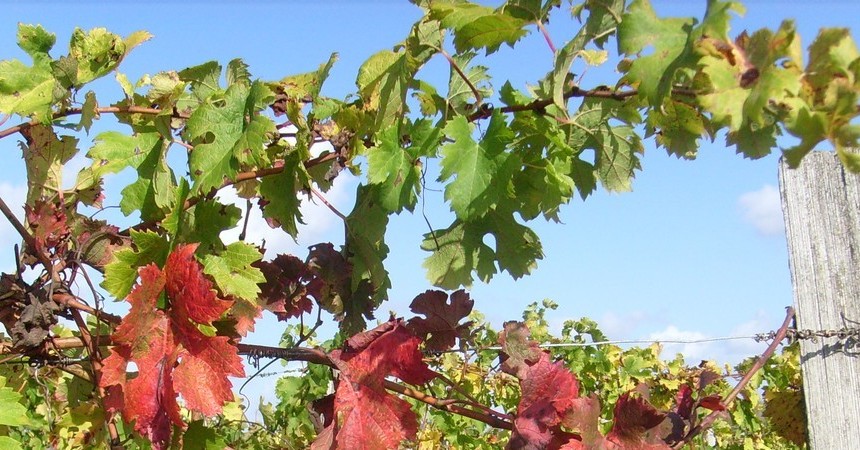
xmin=383 ymin=380 xmax=512 ymax=430
xmin=69 ymin=308 xmax=122 ymax=446
xmin=536 ymin=20 xmax=557 ymax=53
xmin=295 ymin=306 xmax=324 ymax=348
xmin=0 ymin=106 xmax=190 ymax=140
xmin=439 ymin=47 xmax=483 ymax=106
xmin=53 ymin=292 xmax=122 ymax=325
xmin=310 ymin=186 xmax=347 ymax=221
xmin=673 ymin=307 xmax=796 ymax=449
xmin=14 ymin=338 xmax=516 ymax=432
xmin=467 ymin=85 xmax=699 ymax=121
xmin=238 ymin=199 xmax=252 ymax=241
xmin=0 ymin=196 xmax=53 ymax=270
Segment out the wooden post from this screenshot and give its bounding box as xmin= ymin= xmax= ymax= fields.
xmin=779 ymin=151 xmax=860 ymax=449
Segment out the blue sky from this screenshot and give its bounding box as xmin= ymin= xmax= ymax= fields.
xmin=0 ymin=0 xmax=857 ymax=410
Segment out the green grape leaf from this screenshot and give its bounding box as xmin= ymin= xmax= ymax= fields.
xmin=430 ymin=2 xmax=529 ymax=54
xmin=187 ymin=80 xmax=275 ymax=194
xmin=699 ymin=21 xmax=802 ymax=158
xmin=510 ymin=108 xmax=578 ymax=220
xmin=736 ymin=22 xmax=802 ymax=127
xmin=21 ymin=124 xmax=78 ymax=205
xmin=201 ymin=242 xmax=265 ymax=301
xmin=698 ymin=54 xmax=746 ymax=130
xmin=356 ymin=49 xmax=410 ymax=130
xmin=259 ymin=156 xmax=305 ymax=238
xmin=115 ymin=72 xmax=134 ymax=98
xmin=447 ymin=51 xmax=492 ymax=114
xmin=342 ymin=184 xmax=391 ymax=332
xmin=0 ymin=377 xmax=31 ymax=427
xmin=179 ymin=61 xmax=222 ymax=103
xmin=161 ymin=178 xmax=190 ymax=241
xmin=550 ymin=0 xmax=628 ymax=114
xmin=645 ymin=99 xmax=707 ymax=159
xmin=513 ymin=159 xmax=573 ymax=222
xmin=550 ymin=41 xmax=580 ymax=112
xmin=570 ymin=99 xmax=643 ymax=192
xmin=593 ymin=124 xmax=641 ymax=192
xmin=183 ymin=421 xmax=227 ymax=450
xmin=235 ymin=115 xmax=277 ymax=168
xmin=120 ymin=140 xmax=175 ymax=220
xmin=618 ymin=0 xmax=696 ymax=106
xmin=727 ymin=119 xmax=779 ymax=159
xmin=274 ymin=52 xmax=337 ymax=103
xmin=439 ymin=112 xmax=519 ymax=221
xmin=0 ymin=54 xmax=57 ymax=122
xmin=226 ymin=58 xmax=251 ymax=87
xmin=123 ymin=30 xmax=153 ymax=54
xmin=84 ymin=131 xmax=147 ymax=178
xmin=764 ymin=387 xmax=807 ymax=447
xmin=421 ymin=219 xmax=495 ymax=289
xmin=16 ymin=24 xmax=56 ymax=59
xmin=411 ymin=79 xmax=445 ymax=117
xmin=183 ymin=199 xmax=242 ymax=254
xmin=78 ymin=128 xmax=175 ymax=220
xmin=488 ymin=207 xmax=543 ymax=279
xmin=782 ymin=107 xmax=828 ymax=167
xmin=501 ymin=0 xmax=543 ymax=22
xmin=421 ymin=207 xmax=542 ymax=288
xmin=68 ymin=27 xmax=129 ymax=85
xmin=367 ymin=121 xmax=440 ymax=212
xmin=78 ymin=90 xmax=99 ymax=132
xmin=102 ymin=229 xmax=169 ymax=300
xmin=0 ymin=437 xmax=22 ymax=450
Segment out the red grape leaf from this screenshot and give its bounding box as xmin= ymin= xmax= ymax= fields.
xmin=330 ymin=379 xmax=416 ymax=449
xmin=500 ymin=322 xmax=672 ymax=450
xmin=507 ymin=352 xmax=581 ymax=450
xmin=254 ymin=253 xmax=314 ymax=320
xmin=406 ymin=289 xmax=474 ymax=352
xmin=675 ymin=384 xmax=694 ymax=420
xmin=100 ymin=264 xmax=181 ymax=448
xmin=305 ymin=243 xmax=352 ymax=306
xmin=698 ymin=395 xmax=726 ymax=412
xmin=313 ymin=319 xmax=436 ymax=448
xmin=335 ymin=319 xmax=436 ymax=386
xmin=562 ymin=394 xmax=604 ymax=445
xmin=605 ymin=392 xmax=670 ymax=449
xmin=100 ymin=244 xmax=244 ymax=449
xmin=25 ymin=200 xmax=69 ymax=258
xmin=164 ymin=244 xmax=233 ymax=323
xmin=499 ymin=321 xmax=545 ymax=378
xmin=697 ymin=369 xmax=721 ymax=391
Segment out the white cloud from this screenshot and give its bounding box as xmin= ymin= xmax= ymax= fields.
xmin=598 ymin=310 xmax=650 ymax=338
xmin=217 ymin=174 xmax=357 ymax=259
xmin=647 ymin=311 xmax=773 ymax=365
xmin=738 ymin=184 xmax=784 ymax=236
xmin=647 ymin=325 xmax=714 ymax=363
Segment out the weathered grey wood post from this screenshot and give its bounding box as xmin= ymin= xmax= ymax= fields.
xmin=779 ymin=151 xmax=860 ymax=449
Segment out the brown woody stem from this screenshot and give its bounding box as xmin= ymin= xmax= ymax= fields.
xmin=0 ymin=106 xmax=189 ymax=140
xmin=13 ymin=338 xmax=515 ymax=432
xmin=536 ymin=20 xmax=557 ymax=53
xmin=673 ymin=307 xmax=796 ymax=449
xmin=439 ymin=47 xmax=483 ymax=106
xmin=68 ymin=309 xmax=123 ymax=447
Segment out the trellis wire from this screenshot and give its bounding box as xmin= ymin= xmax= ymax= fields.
xmin=441 ymin=326 xmax=860 ymax=354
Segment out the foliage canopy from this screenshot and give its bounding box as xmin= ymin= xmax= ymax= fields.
xmin=0 ymin=0 xmax=855 ymax=448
